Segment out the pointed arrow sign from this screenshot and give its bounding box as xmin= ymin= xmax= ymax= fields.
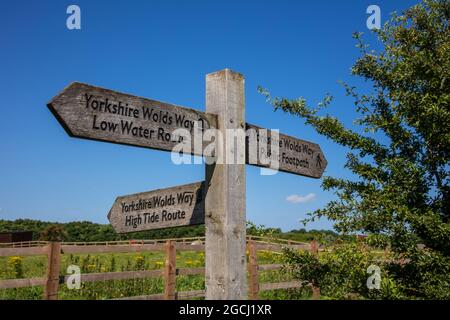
xmin=108 ymin=182 xmax=205 ymax=233
xmin=246 ymin=124 xmax=327 ymax=178
xmin=47 ymin=82 xmax=217 ymax=156
xmin=47 ymin=82 xmax=327 ymax=178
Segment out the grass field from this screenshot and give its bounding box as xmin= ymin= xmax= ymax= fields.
xmin=0 ymin=249 xmax=312 ymax=300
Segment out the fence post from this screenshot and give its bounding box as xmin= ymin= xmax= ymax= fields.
xmin=310 ymin=240 xmax=321 ymax=300
xmin=164 ymin=240 xmax=176 ymax=300
xmin=43 ymin=242 xmax=62 ymax=300
xmin=247 ymin=240 xmax=259 ymax=300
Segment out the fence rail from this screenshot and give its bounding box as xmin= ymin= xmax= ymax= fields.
xmin=0 ymin=235 xmax=309 ymax=248
xmin=0 ymin=241 xmax=49 ymax=248
xmin=0 ymin=237 xmax=316 ymax=300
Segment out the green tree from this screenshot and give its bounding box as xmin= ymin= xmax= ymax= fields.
xmin=39 ymin=224 xmax=67 ymax=242
xmin=246 ymin=221 xmax=281 ymax=238
xmin=262 ymin=0 xmax=449 ymax=298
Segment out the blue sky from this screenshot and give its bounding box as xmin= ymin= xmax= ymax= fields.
xmin=0 ymin=0 xmax=419 ymax=231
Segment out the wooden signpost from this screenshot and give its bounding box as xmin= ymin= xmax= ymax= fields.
xmin=108 ymin=182 xmax=205 ymax=233
xmin=246 ymin=123 xmax=327 ymax=178
xmin=48 ymin=82 xmax=326 ymax=178
xmin=47 ymin=69 xmax=328 ymax=300
xmin=47 ymin=82 xmax=217 ymax=156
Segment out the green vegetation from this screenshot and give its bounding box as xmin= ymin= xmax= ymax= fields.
xmin=0 ymin=219 xmax=206 ymax=242
xmin=283 ymin=241 xmax=397 ymax=299
xmin=0 ymin=249 xmax=309 ymax=300
xmin=39 ymin=225 xmax=67 ymax=242
xmin=263 ymin=0 xmax=450 ymax=299
xmin=0 ymin=220 xmax=333 ymax=300
xmin=0 ymin=219 xmax=339 ymax=244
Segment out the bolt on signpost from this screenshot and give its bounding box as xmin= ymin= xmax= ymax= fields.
xmin=47 ymin=68 xmax=327 ymax=300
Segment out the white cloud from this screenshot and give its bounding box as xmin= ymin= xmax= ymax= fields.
xmin=286 ymin=193 xmax=316 ymax=204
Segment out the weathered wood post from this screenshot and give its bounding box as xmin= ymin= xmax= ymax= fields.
xmin=164 ymin=240 xmax=176 ymax=300
xmin=205 ymin=69 xmax=247 ymax=299
xmin=310 ymin=240 xmax=321 ymax=300
xmin=310 ymin=240 xmax=319 ymax=254
xmin=247 ymin=240 xmax=259 ymax=300
xmin=43 ymin=242 xmax=62 ymax=300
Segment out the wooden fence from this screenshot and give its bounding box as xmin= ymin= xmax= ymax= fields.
xmin=0 ymin=236 xmax=317 ymax=300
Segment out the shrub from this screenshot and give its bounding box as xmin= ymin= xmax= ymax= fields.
xmin=8 ymin=256 xmax=24 ymax=279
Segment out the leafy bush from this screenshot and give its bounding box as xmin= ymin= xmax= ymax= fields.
xmin=385 ymin=248 xmax=450 ymax=299
xmin=8 ymin=256 xmax=24 ymax=279
xmin=39 ymin=225 xmax=67 ymax=242
xmin=283 ymin=240 xmax=450 ymax=299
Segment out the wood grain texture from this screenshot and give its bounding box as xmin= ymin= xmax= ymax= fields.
xmin=310 ymin=240 xmax=319 ymax=254
xmin=62 ymin=270 xmax=163 ymax=283
xmin=114 ymin=290 xmax=205 ymax=300
xmin=247 ymin=240 xmax=259 ymax=300
xmin=258 ymin=264 xmax=283 ymax=271
xmin=0 ymin=277 xmax=46 ymax=289
xmin=164 ymin=240 xmax=176 ymax=300
xmin=176 ymin=289 xmax=205 ymax=299
xmin=205 ymin=69 xmax=247 ymax=300
xmin=47 ymin=82 xmax=217 ymax=156
xmin=44 ymin=242 xmax=61 ymax=300
xmin=310 ymin=240 xmax=321 ymax=299
xmin=108 ymin=181 xmax=205 ymax=233
xmin=62 ymin=244 xmax=166 ymax=254
xmin=47 ymin=82 xmax=326 ymax=178
xmin=0 ymin=246 xmax=48 ymax=257
xmin=174 ymin=243 xmax=204 ymax=251
xmin=246 ymin=123 xmax=327 ymax=178
xmin=115 ymin=293 xmax=165 ymax=300
xmin=177 ymin=267 xmax=205 ymax=276
xmin=260 ymin=281 xmax=304 ymax=291
xmin=255 ymin=243 xmax=309 ymax=252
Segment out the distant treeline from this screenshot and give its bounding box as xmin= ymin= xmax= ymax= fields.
xmin=0 ymin=219 xmax=342 ymax=243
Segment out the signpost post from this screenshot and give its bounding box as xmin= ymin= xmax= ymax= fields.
xmin=205 ymin=69 xmax=247 ymax=300
xmin=47 ymin=69 xmax=328 ymax=300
